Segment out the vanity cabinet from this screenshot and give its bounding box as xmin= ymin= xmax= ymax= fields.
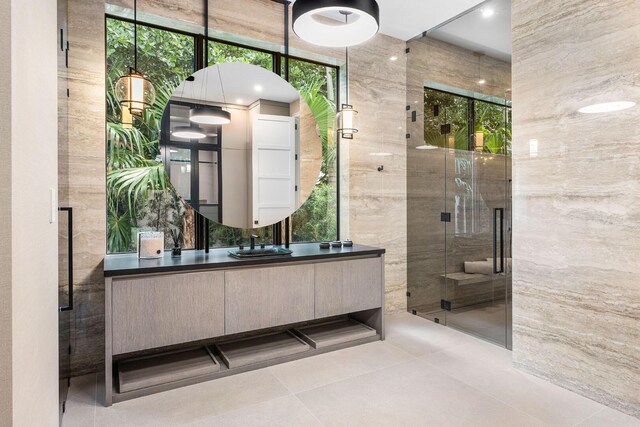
xmin=314 ymin=257 xmax=383 ymax=318
xmin=111 ymin=271 xmax=225 ymax=354
xmin=104 ymin=243 xmax=385 ymax=406
xmin=225 ymin=264 xmax=314 ymax=334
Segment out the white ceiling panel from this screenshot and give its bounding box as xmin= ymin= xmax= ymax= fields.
xmin=426 ymin=0 xmax=512 ymax=61
xmin=376 ymin=0 xmax=485 ymax=41
xmin=289 ymin=0 xmax=485 ymax=42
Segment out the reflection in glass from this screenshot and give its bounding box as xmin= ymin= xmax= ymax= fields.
xmin=161 ymin=63 xmax=322 ymax=229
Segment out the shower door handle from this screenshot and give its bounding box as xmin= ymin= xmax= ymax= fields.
xmin=493 ymin=208 xmax=504 ymax=274
xmin=59 ymin=207 xmax=73 ymax=312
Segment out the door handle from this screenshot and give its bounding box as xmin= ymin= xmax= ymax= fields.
xmin=493 ymin=208 xmax=504 ymax=274
xmin=59 ymin=207 xmax=73 ymax=312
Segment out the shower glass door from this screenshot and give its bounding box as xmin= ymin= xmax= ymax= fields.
xmin=442 ymin=99 xmax=512 ymax=348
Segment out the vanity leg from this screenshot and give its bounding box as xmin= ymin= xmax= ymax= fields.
xmin=104 ymin=277 xmax=113 ymax=406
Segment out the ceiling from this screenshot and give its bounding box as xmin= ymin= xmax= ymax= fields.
xmin=376 ymin=0 xmax=485 ymax=41
xmin=289 ymin=0 xmax=511 ymax=61
xmin=418 ymin=0 xmax=512 ymax=61
xmin=289 ymin=0 xmax=485 ymax=42
xmin=172 ymin=63 xmax=299 ymax=106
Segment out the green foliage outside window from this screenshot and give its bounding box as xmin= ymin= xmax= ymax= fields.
xmin=423 ymin=88 xmax=511 ymax=155
xmin=106 ymin=19 xmax=194 ymax=253
xmin=106 ymin=18 xmax=339 ymax=253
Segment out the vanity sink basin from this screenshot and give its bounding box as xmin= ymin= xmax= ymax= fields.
xmin=228 ymin=246 xmax=293 ymax=259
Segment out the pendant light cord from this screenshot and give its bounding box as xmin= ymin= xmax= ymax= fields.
xmin=217 ymin=66 xmax=228 ymax=107
xmin=204 ymin=0 xmax=209 ymax=66
xmin=344 ymin=13 xmax=349 ymax=105
xmin=345 ymin=46 xmax=349 ymax=105
xmin=133 ymin=0 xmax=138 ymax=71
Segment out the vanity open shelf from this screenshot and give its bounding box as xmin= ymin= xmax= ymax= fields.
xmin=111 ymin=315 xmax=381 ymax=402
xmin=117 ymin=346 xmax=220 ymax=394
xmin=104 ymin=243 xmax=385 ymax=405
xmin=294 ymin=318 xmax=378 ymax=349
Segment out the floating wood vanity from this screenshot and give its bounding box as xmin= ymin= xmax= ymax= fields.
xmin=103 ymin=243 xmax=385 ymax=405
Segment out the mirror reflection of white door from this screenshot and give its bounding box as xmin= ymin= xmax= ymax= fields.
xmin=252 ymin=114 xmax=296 ymax=227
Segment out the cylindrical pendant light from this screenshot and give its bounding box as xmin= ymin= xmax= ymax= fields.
xmin=115 ymin=68 xmax=156 ymax=115
xmin=115 ymin=0 xmax=156 ymax=116
xmin=292 ymin=0 xmax=379 ymax=47
xmin=190 ymin=107 xmax=231 ymax=125
xmin=337 ymin=104 xmax=359 ymax=139
xmin=172 ymin=124 xmax=207 ymax=140
xmin=337 ymin=38 xmax=359 ymax=139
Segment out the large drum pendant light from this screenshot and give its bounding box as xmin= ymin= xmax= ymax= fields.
xmin=190 ymin=107 xmax=231 ymax=125
xmin=292 ymin=0 xmax=380 ymax=47
xmin=172 ymin=124 xmax=207 ymax=140
xmin=188 ymin=66 xmax=232 ymax=126
xmin=115 ymin=0 xmax=156 ymax=115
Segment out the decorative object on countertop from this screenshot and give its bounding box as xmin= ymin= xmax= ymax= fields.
xmin=227 ymin=246 xmax=293 ymax=259
xmin=319 ymin=241 xmax=331 ymax=249
xmin=331 ymin=240 xmax=343 ymax=248
xmin=170 ymin=229 xmax=182 ymax=258
xmin=342 ymin=240 xmax=353 ymax=247
xmin=137 ymin=232 xmax=164 ymax=259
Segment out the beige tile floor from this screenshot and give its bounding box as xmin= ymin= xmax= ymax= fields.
xmin=62 ymin=313 xmax=640 ymax=427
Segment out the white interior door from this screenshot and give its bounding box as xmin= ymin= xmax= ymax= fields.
xmin=252 ymin=114 xmax=296 ymax=227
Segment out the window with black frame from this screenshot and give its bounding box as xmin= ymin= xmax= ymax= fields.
xmin=105 ymin=16 xmax=339 ymax=254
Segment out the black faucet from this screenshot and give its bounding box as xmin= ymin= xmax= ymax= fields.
xmin=250 ymin=234 xmax=258 ymax=250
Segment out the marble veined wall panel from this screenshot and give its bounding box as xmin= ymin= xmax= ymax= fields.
xmin=512 ymin=0 xmax=640 ymax=418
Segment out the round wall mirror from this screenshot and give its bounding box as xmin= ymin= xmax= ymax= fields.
xmin=160 ymin=63 xmax=322 ymax=229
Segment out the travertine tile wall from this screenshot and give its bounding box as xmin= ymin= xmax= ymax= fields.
xmin=65 ymin=0 xmax=407 ymax=375
xmin=405 ymin=36 xmax=511 ymax=318
xmin=0 ymin=0 xmax=12 ymax=420
xmin=66 ymin=0 xmax=107 ymax=375
xmin=512 ymin=0 xmax=640 ymax=417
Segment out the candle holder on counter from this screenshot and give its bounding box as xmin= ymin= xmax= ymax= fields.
xmin=137 ymin=231 xmax=164 ymax=259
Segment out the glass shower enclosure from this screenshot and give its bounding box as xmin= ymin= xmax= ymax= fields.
xmin=408 ymin=87 xmax=512 ymax=349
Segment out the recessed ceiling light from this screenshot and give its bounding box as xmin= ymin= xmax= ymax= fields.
xmin=416 ymin=144 xmax=438 ymax=150
xmin=236 ymin=98 xmax=243 ymax=104
xmin=578 ymin=101 xmax=636 ymax=114
xmin=481 ymin=8 xmax=495 ymax=18
xmin=389 ymin=56 xmax=398 ymax=61
xmin=254 ymin=85 xmax=263 ymax=92
xmin=478 ymin=79 xmax=486 ymax=85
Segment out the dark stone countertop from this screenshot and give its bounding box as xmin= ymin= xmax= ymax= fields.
xmin=104 ymin=242 xmax=385 ymax=278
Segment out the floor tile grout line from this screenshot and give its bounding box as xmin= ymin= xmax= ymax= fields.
xmin=268 ymin=341 xmax=419 ymax=396
xmin=189 ymin=370 xmax=294 ymax=423
xmin=269 ymin=368 xmax=327 ymax=427
xmin=571 ymin=407 xmax=606 ymax=427
xmin=290 ymin=357 xmax=415 ymax=395
xmin=420 ymin=355 xmax=609 ymax=427
xmin=418 ymin=356 xmax=556 ymax=426
xmin=293 ymin=393 xmax=327 ymax=427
